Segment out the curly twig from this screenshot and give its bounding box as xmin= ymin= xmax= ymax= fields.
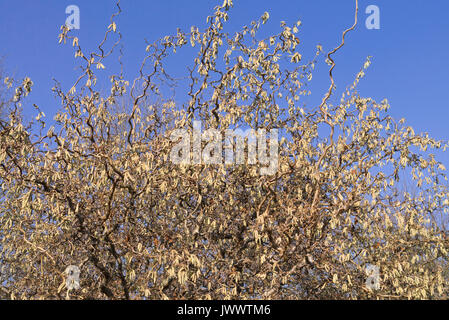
xmin=318 ymin=0 xmax=359 ymax=120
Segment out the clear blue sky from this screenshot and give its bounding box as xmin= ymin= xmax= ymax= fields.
xmin=0 ymin=0 xmax=448 ymax=166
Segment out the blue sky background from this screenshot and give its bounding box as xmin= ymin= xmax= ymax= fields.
xmin=0 ymin=0 xmax=448 ymax=167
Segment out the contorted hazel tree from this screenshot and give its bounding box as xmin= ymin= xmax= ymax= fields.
xmin=1 ymin=0 xmax=449 ymax=300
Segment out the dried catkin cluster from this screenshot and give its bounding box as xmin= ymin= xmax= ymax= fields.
xmin=0 ymin=0 xmax=448 ymax=299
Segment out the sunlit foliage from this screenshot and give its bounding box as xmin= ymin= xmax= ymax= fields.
xmin=0 ymin=0 xmax=448 ymax=299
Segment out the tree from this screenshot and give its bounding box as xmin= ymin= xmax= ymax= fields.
xmin=0 ymin=0 xmax=448 ymax=300
xmin=0 ymin=59 xmax=13 ymax=122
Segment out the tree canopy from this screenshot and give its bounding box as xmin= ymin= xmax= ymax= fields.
xmin=0 ymin=0 xmax=448 ymax=300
